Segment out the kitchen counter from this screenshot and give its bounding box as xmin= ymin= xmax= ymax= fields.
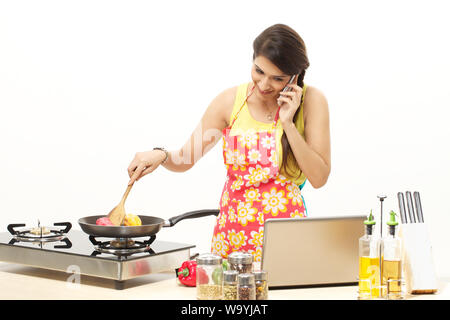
xmin=0 ymin=262 xmax=448 ymax=300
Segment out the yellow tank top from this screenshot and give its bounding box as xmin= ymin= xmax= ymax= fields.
xmin=229 ymin=82 xmax=307 ymax=186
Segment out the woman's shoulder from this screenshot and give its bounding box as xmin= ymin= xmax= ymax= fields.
xmin=210 ymin=84 xmax=244 ymax=126
xmin=304 ymin=85 xmax=327 ymax=105
xmin=216 ymin=85 xmax=239 ymax=104
xmin=303 ymin=85 xmax=329 ymax=121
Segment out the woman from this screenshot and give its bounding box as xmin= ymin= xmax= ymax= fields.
xmin=127 ymin=24 xmax=331 ymax=261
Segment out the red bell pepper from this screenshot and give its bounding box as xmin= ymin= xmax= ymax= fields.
xmin=177 ymin=260 xmax=197 ymax=287
xmin=197 ymin=266 xmax=209 ymax=285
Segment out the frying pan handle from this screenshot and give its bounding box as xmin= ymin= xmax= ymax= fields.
xmin=166 ymin=209 xmax=220 ymax=227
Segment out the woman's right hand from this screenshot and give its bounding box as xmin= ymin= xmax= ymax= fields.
xmin=127 ymin=150 xmax=167 ymax=185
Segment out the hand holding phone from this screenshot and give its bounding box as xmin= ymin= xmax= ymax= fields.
xmin=278 ymin=75 xmax=296 ymax=106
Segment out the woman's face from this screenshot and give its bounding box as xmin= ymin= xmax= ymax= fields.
xmin=251 ymin=55 xmax=292 ymax=100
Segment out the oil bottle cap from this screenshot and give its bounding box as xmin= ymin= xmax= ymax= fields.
xmin=364 ymin=210 xmax=376 ymax=225
xmin=387 ymin=210 xmax=398 ymax=226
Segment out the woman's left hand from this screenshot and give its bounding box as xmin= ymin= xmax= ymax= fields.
xmin=277 ymin=81 xmax=303 ymax=125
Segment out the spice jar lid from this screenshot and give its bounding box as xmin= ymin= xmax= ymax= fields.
xmin=238 ymin=273 xmax=255 ymax=286
xmin=253 ymin=270 xmax=268 ymax=281
xmin=228 ymin=251 xmax=253 ymax=264
xmin=223 ymin=270 xmax=238 ymax=283
xmin=196 ymin=253 xmax=222 ymax=265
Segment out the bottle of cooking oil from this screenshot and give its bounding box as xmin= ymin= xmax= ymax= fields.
xmin=381 ymin=210 xmax=403 ymax=299
xmin=358 ymin=210 xmax=381 ymax=299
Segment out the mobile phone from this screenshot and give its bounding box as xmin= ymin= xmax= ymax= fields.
xmin=278 ymin=75 xmax=296 ymax=106
xmin=282 ymin=75 xmax=296 ymax=92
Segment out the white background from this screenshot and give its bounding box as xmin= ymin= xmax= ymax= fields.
xmin=1 ymin=0 xmax=449 ymax=277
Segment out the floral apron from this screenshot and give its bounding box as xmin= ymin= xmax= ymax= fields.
xmin=211 ymin=85 xmax=307 ymax=261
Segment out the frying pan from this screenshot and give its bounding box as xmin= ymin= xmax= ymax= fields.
xmin=78 ymin=209 xmax=219 ymax=238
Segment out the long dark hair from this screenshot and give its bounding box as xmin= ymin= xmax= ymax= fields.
xmin=253 ymin=24 xmax=310 ymax=180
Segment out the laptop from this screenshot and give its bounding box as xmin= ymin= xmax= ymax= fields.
xmin=261 ymin=215 xmax=366 ymax=288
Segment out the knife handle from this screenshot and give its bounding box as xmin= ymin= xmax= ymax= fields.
xmin=397 ymin=192 xmax=407 ymax=224
xmin=413 ymin=191 xmax=425 ymax=223
xmin=405 ymin=191 xmax=416 ymax=223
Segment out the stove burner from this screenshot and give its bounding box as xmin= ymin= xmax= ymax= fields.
xmin=30 ymin=226 xmax=51 ymax=235
xmin=89 ymin=235 xmax=156 ymax=257
xmin=7 ymin=222 xmax=72 ymax=243
xmin=110 ymin=238 xmax=136 ymax=248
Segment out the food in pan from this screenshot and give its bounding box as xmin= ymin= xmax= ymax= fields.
xmin=95 ymin=217 xmax=115 ymax=226
xmin=123 ymin=214 xmax=142 ymax=226
xmin=95 ymin=214 xmax=142 ymax=226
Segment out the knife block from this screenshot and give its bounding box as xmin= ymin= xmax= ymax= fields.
xmin=399 ymin=223 xmax=438 ymax=294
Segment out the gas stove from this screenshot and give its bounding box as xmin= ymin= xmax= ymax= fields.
xmin=0 ymin=222 xmax=194 ymax=290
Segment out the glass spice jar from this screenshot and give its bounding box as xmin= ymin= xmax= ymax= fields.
xmin=196 ymin=253 xmax=223 ymax=300
xmin=228 ymin=251 xmax=253 ymax=274
xmin=223 ymin=270 xmax=238 ymax=300
xmin=253 ymin=270 xmax=268 ymax=300
xmin=237 ymin=273 xmax=256 ymax=300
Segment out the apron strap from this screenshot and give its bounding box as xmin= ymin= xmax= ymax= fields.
xmin=272 ymin=106 xmax=281 ymax=128
xmin=229 ymin=84 xmax=255 ymax=128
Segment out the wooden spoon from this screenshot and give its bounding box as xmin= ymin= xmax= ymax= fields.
xmin=107 ymin=183 xmax=134 ymax=226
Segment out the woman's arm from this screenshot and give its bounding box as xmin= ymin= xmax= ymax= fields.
xmin=279 ymin=86 xmax=331 ymax=189
xmin=127 ymin=86 xmax=236 ymax=184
